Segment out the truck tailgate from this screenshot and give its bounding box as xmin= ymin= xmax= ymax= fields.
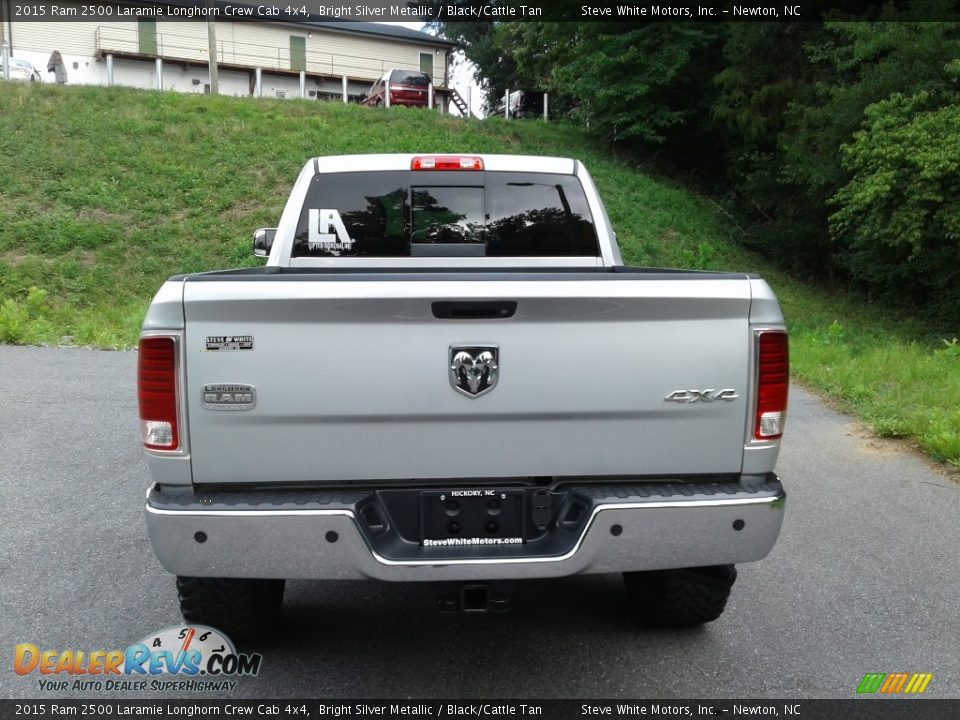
xmin=182 ymin=275 xmax=752 ymax=484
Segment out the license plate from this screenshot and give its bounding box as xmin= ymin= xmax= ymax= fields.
xmin=420 ymin=489 xmax=525 ymax=547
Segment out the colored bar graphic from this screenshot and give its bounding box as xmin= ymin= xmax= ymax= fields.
xmin=880 ymin=672 xmax=907 ymax=693
xmin=857 ymin=672 xmax=933 ymax=694
xmin=857 ymin=673 xmax=886 ymax=694
xmin=903 ymin=673 xmax=934 ymax=694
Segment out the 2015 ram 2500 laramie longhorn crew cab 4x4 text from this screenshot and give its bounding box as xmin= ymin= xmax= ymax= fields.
xmin=138 ymin=154 xmax=788 ymax=637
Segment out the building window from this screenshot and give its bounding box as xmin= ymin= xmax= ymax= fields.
xmin=419 ymin=52 xmax=433 ymax=79
xmin=138 ymin=20 xmax=158 ymax=55
xmin=290 ymin=36 xmax=306 ymax=72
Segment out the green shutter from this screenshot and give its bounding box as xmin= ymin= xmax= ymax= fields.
xmin=138 ymin=20 xmax=157 ymax=56
xmin=290 ymin=36 xmax=306 ymax=72
xmin=419 ymin=52 xmax=433 ymax=77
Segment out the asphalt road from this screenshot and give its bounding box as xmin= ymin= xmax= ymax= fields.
xmin=1 ymin=345 xmax=957 ymax=700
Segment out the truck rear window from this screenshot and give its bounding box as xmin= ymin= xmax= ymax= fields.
xmin=292 ymin=171 xmax=599 ymax=258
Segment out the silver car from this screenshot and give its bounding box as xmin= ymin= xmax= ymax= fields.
xmin=1 ymin=57 xmax=42 ymax=82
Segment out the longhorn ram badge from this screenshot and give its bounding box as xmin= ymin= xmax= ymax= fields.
xmin=449 ymin=346 xmax=499 ymax=398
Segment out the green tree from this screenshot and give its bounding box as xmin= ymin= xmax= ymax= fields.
xmin=509 ymin=23 xmax=725 ymax=146
xmin=710 ymin=22 xmax=826 ymax=272
xmin=710 ymin=8 xmax=960 ymax=285
xmin=783 ymin=16 xmax=960 ymax=200
xmin=830 ymin=89 xmax=960 ymax=309
xmin=437 ymin=21 xmax=519 ymax=112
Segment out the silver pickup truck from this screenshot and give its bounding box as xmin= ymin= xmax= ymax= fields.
xmin=139 ymin=154 xmax=788 ymax=637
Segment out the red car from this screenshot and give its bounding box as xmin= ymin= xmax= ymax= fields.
xmin=362 ymin=69 xmax=432 ymax=108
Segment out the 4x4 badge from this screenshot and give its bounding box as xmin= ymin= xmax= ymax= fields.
xmin=665 ymin=388 xmax=739 ymax=403
xmin=449 ymin=346 xmax=499 ymax=398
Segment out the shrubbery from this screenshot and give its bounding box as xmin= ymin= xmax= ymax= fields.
xmin=831 ymin=91 xmax=960 ymax=311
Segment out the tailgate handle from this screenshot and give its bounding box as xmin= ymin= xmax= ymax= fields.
xmin=432 ymin=301 xmax=517 ymax=320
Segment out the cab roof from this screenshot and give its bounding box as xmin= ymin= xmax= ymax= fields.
xmin=312 ymin=154 xmax=577 ymax=175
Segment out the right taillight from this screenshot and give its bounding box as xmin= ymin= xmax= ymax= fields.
xmin=138 ymin=336 xmax=179 ymax=450
xmin=755 ymin=330 xmax=789 ymax=440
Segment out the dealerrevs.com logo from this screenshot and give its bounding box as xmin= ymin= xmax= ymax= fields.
xmin=14 ymin=626 xmax=262 ymax=692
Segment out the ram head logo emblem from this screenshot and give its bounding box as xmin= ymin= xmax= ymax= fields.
xmin=449 ymin=346 xmax=499 ymax=398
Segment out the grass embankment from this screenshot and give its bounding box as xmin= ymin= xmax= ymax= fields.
xmin=1 ymin=83 xmax=957 ymax=467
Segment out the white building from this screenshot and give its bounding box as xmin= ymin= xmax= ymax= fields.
xmin=1 ymin=1 xmax=465 ymax=111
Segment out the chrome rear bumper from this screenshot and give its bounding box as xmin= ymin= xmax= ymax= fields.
xmin=145 ymin=477 xmax=785 ymax=582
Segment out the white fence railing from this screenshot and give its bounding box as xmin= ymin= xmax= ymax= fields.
xmin=94 ymin=25 xmax=441 ymax=86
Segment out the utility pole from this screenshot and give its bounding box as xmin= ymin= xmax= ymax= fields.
xmin=1 ymin=0 xmax=8 ymax=82
xmin=206 ymin=0 xmax=218 ymax=94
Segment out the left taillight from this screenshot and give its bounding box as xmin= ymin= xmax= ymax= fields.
xmin=138 ymin=336 xmax=179 ymax=450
